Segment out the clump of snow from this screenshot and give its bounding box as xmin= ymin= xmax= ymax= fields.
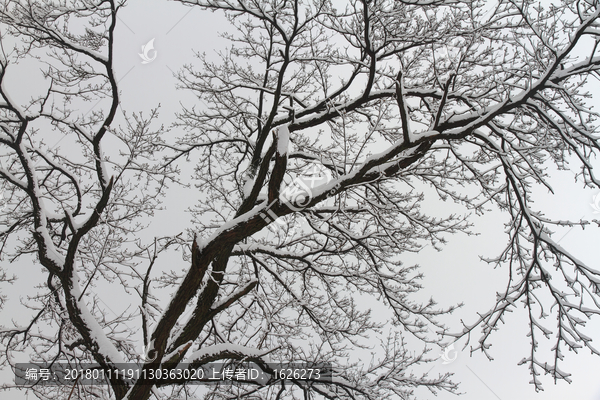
xmin=276 ymin=124 xmax=290 ymax=156
xmin=194 ymin=234 xmax=207 ymax=252
xmin=242 ymin=172 xmax=255 ymax=199
xmin=71 ymin=271 xmax=126 ymax=365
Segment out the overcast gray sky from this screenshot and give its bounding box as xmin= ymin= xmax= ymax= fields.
xmin=1 ymin=0 xmax=600 ymax=399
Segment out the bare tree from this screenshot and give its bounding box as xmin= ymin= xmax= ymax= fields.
xmin=1 ymin=0 xmax=600 ymax=399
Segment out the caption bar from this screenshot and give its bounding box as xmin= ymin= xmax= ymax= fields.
xmin=15 ymin=362 xmax=334 ymax=386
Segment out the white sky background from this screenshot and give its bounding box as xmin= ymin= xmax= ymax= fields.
xmin=1 ymin=0 xmax=600 ymax=399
